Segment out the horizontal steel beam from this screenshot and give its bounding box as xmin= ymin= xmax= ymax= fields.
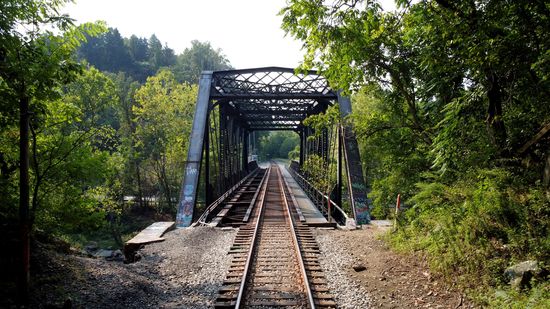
xmin=210 ymin=93 xmax=337 ymax=100
xmin=212 ymin=66 xmax=320 ymax=76
xmin=244 ymin=115 xmax=305 ymax=121
xmin=238 ymin=110 xmax=308 ymax=115
xmin=250 ymin=128 xmax=300 ymax=131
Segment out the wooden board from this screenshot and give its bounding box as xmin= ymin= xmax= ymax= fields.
xmin=126 ymin=221 xmax=174 ymax=245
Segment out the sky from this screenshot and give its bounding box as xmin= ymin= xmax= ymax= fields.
xmin=63 ymin=0 xmax=396 ymax=69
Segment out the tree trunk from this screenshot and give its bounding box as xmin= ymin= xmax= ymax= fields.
xmin=18 ymin=95 xmax=30 ymax=307
xmin=544 ymin=148 xmax=550 ymax=189
xmin=160 ymin=157 xmax=172 ymax=212
xmin=135 ymin=164 xmax=144 ymax=208
xmin=486 ymin=73 xmax=507 ymax=152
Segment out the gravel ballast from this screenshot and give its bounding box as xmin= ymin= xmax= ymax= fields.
xmin=315 ymin=229 xmax=372 ymax=309
xmin=139 ymin=226 xmax=236 ymax=308
xmin=315 ymin=225 xmax=473 ymax=309
xmin=30 ymin=226 xmax=236 ymax=308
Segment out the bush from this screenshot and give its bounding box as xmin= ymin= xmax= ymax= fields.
xmin=390 ymin=168 xmax=549 ymax=300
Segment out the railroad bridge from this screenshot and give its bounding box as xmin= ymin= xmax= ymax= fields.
xmin=175 ymin=67 xmax=371 ymax=228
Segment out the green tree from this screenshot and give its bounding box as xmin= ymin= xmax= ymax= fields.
xmin=258 ymin=131 xmax=299 ymax=160
xmin=148 ymin=34 xmax=176 ymax=70
xmin=126 ymin=34 xmax=149 ymax=62
xmin=281 ymin=0 xmax=550 ymax=173
xmin=30 ymin=66 xmax=118 ymax=218
xmin=0 ymin=0 xmax=105 ymax=303
xmin=79 ymin=28 xmax=133 ymax=73
xmin=133 ymin=70 xmax=197 ymax=213
xmin=173 ymin=40 xmax=232 ymax=83
xmin=111 ymin=73 xmax=145 ymax=207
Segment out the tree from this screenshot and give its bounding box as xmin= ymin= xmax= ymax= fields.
xmin=133 ymin=70 xmax=197 ymax=212
xmin=126 ymin=35 xmax=149 ymax=62
xmin=258 ymin=131 xmax=299 ymax=160
xmin=281 ymin=0 xmax=550 ymax=171
xmin=173 ymin=40 xmax=232 ymax=83
xmin=148 ymin=34 xmax=176 ymax=70
xmin=0 ymin=0 xmax=105 ymax=304
xmin=111 ymin=73 xmax=145 ymax=206
xmin=79 ymin=28 xmax=133 ymax=73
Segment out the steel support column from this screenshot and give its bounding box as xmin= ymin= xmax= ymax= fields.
xmin=242 ymin=130 xmax=249 ymax=172
xmin=337 ymin=93 xmax=371 ymax=225
xmin=300 ymin=127 xmax=306 ymax=166
xmin=176 ymin=72 xmax=213 ymax=227
xmin=204 ymin=114 xmax=212 ymax=207
xmin=336 ymin=125 xmax=342 ymax=208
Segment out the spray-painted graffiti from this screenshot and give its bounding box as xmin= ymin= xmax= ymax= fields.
xmin=352 ymin=182 xmax=367 ymax=191
xmin=176 ymin=198 xmax=194 ymax=226
xmin=176 ymin=184 xmax=196 ymax=227
xmin=184 ymin=184 xmax=194 ymax=196
xmin=354 ymin=197 xmax=371 ymax=224
xmin=186 ymin=166 xmax=198 ymax=176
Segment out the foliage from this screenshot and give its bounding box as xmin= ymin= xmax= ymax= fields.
xmin=30 ymin=67 xmax=120 ymax=235
xmin=79 ymin=32 xmax=232 ymax=84
xmin=257 ymin=131 xmax=299 ymax=161
xmin=78 ymin=30 xmax=175 ymax=82
xmin=281 ymin=0 xmax=550 ymax=305
xmin=172 ymin=40 xmax=232 ymax=84
xmin=351 ymin=86 xmax=430 ymax=218
xmin=390 ymin=169 xmax=549 ymax=303
xmin=133 ymin=70 xmax=198 ymax=213
xmin=302 ymin=154 xmax=334 ymax=194
xmin=0 ymin=0 xmax=106 ymax=227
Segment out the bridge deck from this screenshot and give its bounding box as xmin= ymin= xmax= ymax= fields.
xmin=277 ymin=162 xmax=329 ymax=226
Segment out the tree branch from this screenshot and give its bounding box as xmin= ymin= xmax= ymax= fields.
xmin=517 ymin=122 xmax=550 ymax=155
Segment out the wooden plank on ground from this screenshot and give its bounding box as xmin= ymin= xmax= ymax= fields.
xmin=126 ymin=221 xmax=174 ymax=245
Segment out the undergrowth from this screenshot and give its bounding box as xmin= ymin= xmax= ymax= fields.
xmin=387 ymin=168 xmax=550 ymax=307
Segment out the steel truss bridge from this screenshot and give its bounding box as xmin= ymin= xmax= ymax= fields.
xmin=175 ymin=67 xmax=370 ymax=227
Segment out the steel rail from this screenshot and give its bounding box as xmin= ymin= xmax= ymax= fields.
xmin=234 ymin=166 xmax=272 ymax=308
xmin=277 ymin=166 xmax=317 ymax=309
xmin=194 ymin=167 xmax=260 ymax=226
xmin=242 ymin=168 xmax=269 ymax=223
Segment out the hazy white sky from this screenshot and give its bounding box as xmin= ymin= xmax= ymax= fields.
xmin=63 ymin=0 xmax=396 ymax=69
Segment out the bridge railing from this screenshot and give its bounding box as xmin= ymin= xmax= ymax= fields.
xmin=288 ymin=163 xmax=349 ymax=226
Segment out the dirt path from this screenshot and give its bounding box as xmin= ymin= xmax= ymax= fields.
xmin=316 ymin=224 xmax=474 ymax=309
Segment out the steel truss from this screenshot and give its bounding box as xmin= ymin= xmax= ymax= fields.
xmin=176 ymin=67 xmax=370 ymax=227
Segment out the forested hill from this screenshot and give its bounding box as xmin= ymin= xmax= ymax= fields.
xmin=77 ymin=28 xmax=232 ymax=83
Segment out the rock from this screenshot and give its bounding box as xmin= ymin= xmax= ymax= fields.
xmin=504 ymin=260 xmax=541 ymax=290
xmin=106 ymin=249 xmax=124 ymax=261
xmin=84 ymin=242 xmax=99 ymax=254
xmin=352 ymin=264 xmax=367 ymax=272
xmin=94 ymin=249 xmax=113 ymax=258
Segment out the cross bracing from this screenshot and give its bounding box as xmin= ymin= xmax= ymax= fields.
xmin=211 ymin=67 xmax=335 ymax=100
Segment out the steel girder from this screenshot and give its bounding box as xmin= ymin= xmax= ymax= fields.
xmin=176 ymin=72 xmax=212 ymax=227
xmin=337 ymin=94 xmax=371 ymax=224
xmin=176 ymin=67 xmax=370 ymax=227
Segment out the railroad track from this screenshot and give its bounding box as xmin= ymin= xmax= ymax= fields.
xmin=215 ymin=164 xmax=336 ymax=308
